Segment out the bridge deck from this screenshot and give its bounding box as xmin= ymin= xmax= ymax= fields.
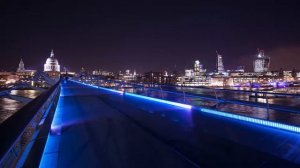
xmin=40 ymin=81 xmax=300 ymax=167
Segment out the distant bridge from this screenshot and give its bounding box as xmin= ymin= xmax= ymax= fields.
xmin=0 ymin=71 xmax=56 ymax=103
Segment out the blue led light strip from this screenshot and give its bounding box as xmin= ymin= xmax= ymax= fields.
xmin=39 ymin=89 xmax=64 ymax=167
xmin=72 ymin=80 xmax=124 ymax=94
xmin=124 ymin=92 xmax=192 ymax=109
xmin=200 ymin=108 xmax=300 ymax=133
xmin=71 ymin=80 xmax=191 ymax=109
xmin=72 ymin=80 xmax=300 ymax=133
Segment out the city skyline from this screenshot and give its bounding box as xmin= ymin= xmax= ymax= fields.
xmin=1 ymin=1 xmax=300 ymax=72
xmin=2 ymin=1 xmax=300 ymax=167
xmin=0 ymin=48 xmax=297 ymax=74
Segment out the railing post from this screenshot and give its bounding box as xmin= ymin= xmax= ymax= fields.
xmin=120 ymin=83 xmax=123 ymax=93
xmin=181 ymin=86 xmax=186 ymax=103
xmin=266 ymin=93 xmax=269 ymax=120
xmin=159 ymin=86 xmax=163 ymax=99
xmin=214 ymin=87 xmax=219 ymax=108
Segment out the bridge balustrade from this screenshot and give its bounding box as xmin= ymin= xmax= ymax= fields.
xmin=0 ymin=81 xmax=61 ymax=167
xmin=74 ymin=77 xmax=300 ymax=127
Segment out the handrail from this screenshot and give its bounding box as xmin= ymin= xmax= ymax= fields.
xmin=75 ymin=77 xmax=300 ymax=114
xmin=139 ymin=86 xmax=300 ymax=114
xmin=0 ymin=81 xmax=60 ymax=167
xmin=72 ymin=79 xmax=300 ymax=129
xmin=86 ymin=77 xmax=300 ymax=97
xmin=74 ymin=78 xmax=300 ymax=126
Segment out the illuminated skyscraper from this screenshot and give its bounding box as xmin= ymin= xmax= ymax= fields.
xmin=216 ymin=51 xmax=224 ymax=73
xmin=253 ymin=49 xmax=270 ymax=73
xmin=194 ymin=60 xmax=205 ymax=76
xmin=194 ymin=60 xmax=200 ymax=76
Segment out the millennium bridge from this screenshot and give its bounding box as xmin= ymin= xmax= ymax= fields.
xmin=1 ymin=78 xmax=300 ymax=167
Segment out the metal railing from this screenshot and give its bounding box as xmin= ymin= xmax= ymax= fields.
xmin=0 ymin=81 xmax=61 ymax=168
xmin=74 ymin=77 xmax=300 ymax=127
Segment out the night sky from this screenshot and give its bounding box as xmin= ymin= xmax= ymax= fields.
xmin=1 ymin=0 xmax=300 ymax=73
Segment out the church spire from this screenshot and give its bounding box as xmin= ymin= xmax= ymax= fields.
xmin=50 ymin=49 xmax=54 ymax=58
xmin=17 ymin=58 xmax=25 ymax=72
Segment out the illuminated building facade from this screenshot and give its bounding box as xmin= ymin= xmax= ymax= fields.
xmin=15 ymin=58 xmax=36 ymax=84
xmin=194 ymin=60 xmax=205 ymax=76
xmin=143 ymin=71 xmax=164 ymax=84
xmin=92 ymin=69 xmax=114 ymax=76
xmin=117 ymin=69 xmax=137 ymax=82
xmin=177 ymin=60 xmax=208 ymax=86
xmin=253 ymin=49 xmax=270 ymax=73
xmin=44 ymin=50 xmax=60 ymax=79
xmin=17 ymin=59 xmax=25 ymax=72
xmin=216 ymin=52 xmax=224 ymax=73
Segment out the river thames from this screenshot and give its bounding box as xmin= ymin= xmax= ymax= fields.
xmin=0 ymin=90 xmax=40 ymax=124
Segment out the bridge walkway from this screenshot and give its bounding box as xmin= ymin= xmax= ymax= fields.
xmin=40 ymin=81 xmax=300 ymax=168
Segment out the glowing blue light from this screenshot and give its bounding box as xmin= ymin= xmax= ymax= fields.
xmin=97 ymin=87 xmax=124 ymax=94
xmin=269 ymin=82 xmax=277 ymax=87
xmin=71 ymin=79 xmax=300 ymax=134
xmin=71 ymin=80 xmax=124 ymax=94
xmin=251 ymin=83 xmax=260 ymax=88
xmin=125 ymin=92 xmax=192 ymax=109
xmin=200 ymin=108 xmax=300 ymax=133
xmin=72 ymin=80 xmax=191 ymax=109
xmin=39 ymin=88 xmax=64 ymax=167
xmin=277 ymin=82 xmax=287 ymax=88
xmin=234 ymin=84 xmax=241 ymax=87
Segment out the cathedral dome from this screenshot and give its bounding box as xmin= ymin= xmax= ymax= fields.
xmin=44 ymin=50 xmax=60 ymax=72
xmin=45 ymin=57 xmax=59 ymax=65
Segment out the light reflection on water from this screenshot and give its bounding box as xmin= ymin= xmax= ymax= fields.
xmin=0 ymin=90 xmax=40 ymax=124
xmin=0 ymin=98 xmax=23 ymax=124
xmin=10 ymin=90 xmax=40 ymax=99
